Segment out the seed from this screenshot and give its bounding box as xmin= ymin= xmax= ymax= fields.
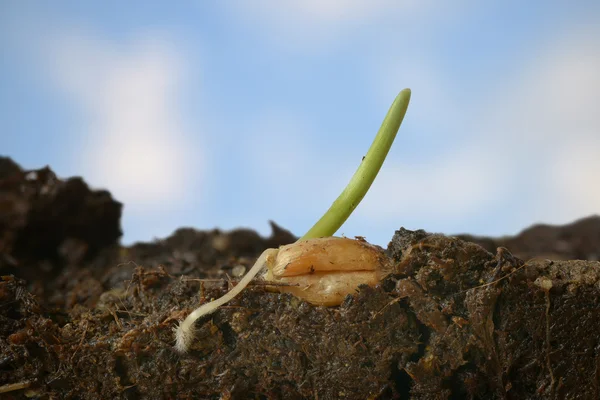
xmin=265 ymin=237 xmax=393 ymax=306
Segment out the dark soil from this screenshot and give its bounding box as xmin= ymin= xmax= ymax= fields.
xmin=1 ymin=157 xmax=600 ymax=399
xmin=457 ymin=215 xmax=600 ymax=261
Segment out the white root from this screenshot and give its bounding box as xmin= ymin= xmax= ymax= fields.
xmin=174 ymin=248 xmax=278 ymax=353
xmin=0 ymin=381 xmax=30 ymax=394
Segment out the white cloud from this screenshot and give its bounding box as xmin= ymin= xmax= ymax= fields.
xmin=259 ymin=0 xmax=418 ymax=24
xmin=43 ymin=33 xmax=198 ymax=211
xmin=475 ymin=29 xmax=600 ymax=224
xmin=480 ymin=30 xmax=600 ymax=145
xmin=223 ymin=0 xmax=442 ymax=51
xmin=550 ymin=138 xmax=600 ymax=220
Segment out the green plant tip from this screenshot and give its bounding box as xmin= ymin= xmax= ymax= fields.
xmin=300 ymin=88 xmax=411 ymax=241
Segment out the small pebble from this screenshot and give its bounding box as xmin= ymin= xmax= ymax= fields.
xmin=232 ymin=265 xmax=246 ymax=277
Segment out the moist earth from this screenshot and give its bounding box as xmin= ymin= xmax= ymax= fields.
xmin=1 ymin=157 xmax=600 ymax=399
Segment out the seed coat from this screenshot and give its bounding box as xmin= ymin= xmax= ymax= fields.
xmin=265 ymin=237 xmax=393 ymax=306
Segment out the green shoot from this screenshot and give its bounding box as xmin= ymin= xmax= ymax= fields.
xmin=175 ymin=88 xmax=411 ymax=352
xmin=300 ymin=88 xmax=411 ymax=240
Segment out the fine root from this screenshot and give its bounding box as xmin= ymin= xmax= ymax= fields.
xmin=174 ymin=248 xmax=278 ymax=353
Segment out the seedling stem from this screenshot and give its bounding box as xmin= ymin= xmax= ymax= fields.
xmin=301 ymin=88 xmax=411 ymax=240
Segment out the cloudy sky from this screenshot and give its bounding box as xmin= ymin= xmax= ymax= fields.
xmin=1 ymin=1 xmax=599 ymax=247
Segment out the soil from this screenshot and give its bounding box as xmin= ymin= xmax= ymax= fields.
xmin=456 ymin=215 xmax=600 ymax=262
xmin=1 ymin=157 xmax=600 ymax=399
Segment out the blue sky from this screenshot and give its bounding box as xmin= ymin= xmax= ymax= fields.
xmin=1 ymin=1 xmax=599 ymax=247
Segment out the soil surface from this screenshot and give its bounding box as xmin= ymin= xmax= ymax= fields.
xmin=457 ymin=215 xmax=600 ymax=262
xmin=1 ymin=157 xmax=600 ymax=399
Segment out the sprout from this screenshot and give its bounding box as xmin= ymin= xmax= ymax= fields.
xmin=175 ymin=89 xmax=411 ymax=352
xmin=300 ymin=88 xmax=412 ymax=240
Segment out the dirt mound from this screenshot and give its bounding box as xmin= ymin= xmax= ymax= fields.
xmin=0 ymin=157 xmax=122 ymax=271
xmin=457 ymin=215 xmax=600 ymax=261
